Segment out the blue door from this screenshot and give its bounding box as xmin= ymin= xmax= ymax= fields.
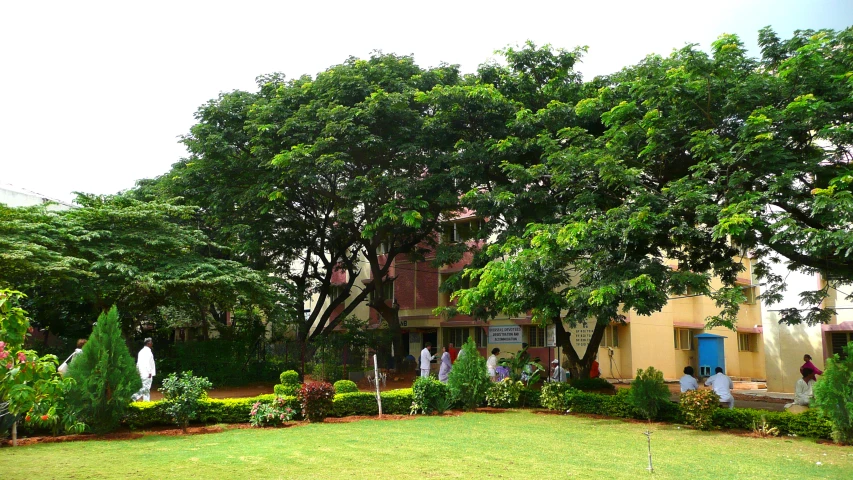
xmin=695 ymin=333 xmax=726 ymax=377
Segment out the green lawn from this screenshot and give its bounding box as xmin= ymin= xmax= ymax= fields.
xmin=2 ymin=411 xmax=851 ymax=479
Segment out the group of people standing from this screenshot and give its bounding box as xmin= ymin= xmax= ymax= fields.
xmin=420 ymin=342 xmax=460 ymax=383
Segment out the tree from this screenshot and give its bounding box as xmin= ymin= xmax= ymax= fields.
xmin=149 ymin=54 xmax=468 ymax=365
xmin=812 ymin=341 xmax=853 ymax=444
xmin=0 ymin=195 xmax=279 ymax=339
xmin=160 ymin=371 xmax=213 ymax=433
xmin=66 ymin=306 xmax=142 ymax=433
xmin=446 ymin=337 xmax=489 ymax=410
xmin=456 ymin=29 xmax=853 ymax=376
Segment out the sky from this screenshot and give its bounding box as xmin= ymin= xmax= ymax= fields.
xmin=1 ymin=0 xmax=851 ymax=203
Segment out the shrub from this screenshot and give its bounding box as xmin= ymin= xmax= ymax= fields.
xmin=298 ymin=382 xmax=335 ymax=422
xmin=159 ymin=371 xmax=213 ymax=433
xmin=518 ymin=387 xmax=541 ymax=408
xmin=569 ymin=377 xmax=615 ymax=392
xmin=274 ymin=370 xmax=301 ymax=397
xmin=447 ymin=337 xmax=490 ymax=410
xmin=486 ymin=379 xmax=523 ymax=408
xmin=331 ymin=389 xmax=413 ymax=417
xmin=250 ymin=396 xmax=295 ymax=427
xmin=67 ymin=306 xmax=142 ymax=433
xmin=334 ymin=380 xmax=359 ymax=394
xmin=812 ymin=341 xmax=853 ymax=444
xmin=680 ymin=389 xmax=719 ymax=430
xmin=627 ymin=367 xmax=671 ymax=420
xmin=311 ymin=363 xmax=344 ymax=383
xmin=124 ymin=394 xmax=297 ymax=428
xmin=411 ymin=376 xmax=450 ymax=414
xmin=540 ymin=383 xmax=576 ymax=411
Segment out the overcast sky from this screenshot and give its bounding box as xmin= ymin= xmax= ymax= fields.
xmin=2 ymin=0 xmax=851 ymax=203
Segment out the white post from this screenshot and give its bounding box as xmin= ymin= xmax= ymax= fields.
xmin=12 ymin=421 xmax=17 ymax=447
xmin=373 ymin=354 xmax=382 ymax=418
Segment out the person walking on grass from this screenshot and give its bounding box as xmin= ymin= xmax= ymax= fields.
xmin=132 ymin=338 xmax=156 ymax=402
xmin=420 ymin=342 xmax=433 ymax=378
xmin=704 ymin=366 xmax=734 ymax=409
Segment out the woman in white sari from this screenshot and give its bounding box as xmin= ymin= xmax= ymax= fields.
xmin=438 ymin=346 xmax=452 ymax=383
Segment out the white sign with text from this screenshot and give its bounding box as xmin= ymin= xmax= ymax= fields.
xmin=488 ymin=325 xmax=522 ymax=344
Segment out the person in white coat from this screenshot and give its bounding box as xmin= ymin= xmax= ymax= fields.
xmin=680 ymin=366 xmax=699 ymax=393
xmin=704 ymin=366 xmax=734 ymax=409
xmin=132 ymin=338 xmax=156 ymax=401
xmin=419 ymin=343 xmax=433 ymax=378
xmin=438 ymin=346 xmax=452 ymax=383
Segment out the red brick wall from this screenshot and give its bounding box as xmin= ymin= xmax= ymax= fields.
xmin=416 ymin=261 xmax=439 ymax=309
xmin=395 ymin=263 xmax=415 ymax=309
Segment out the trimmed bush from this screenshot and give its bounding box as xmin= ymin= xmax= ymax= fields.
xmin=274 ymin=370 xmax=301 ymax=397
xmin=680 ymin=389 xmax=719 ymax=430
xmin=569 ymin=377 xmax=615 ymax=392
xmin=331 ymin=389 xmax=413 ymax=417
xmin=124 ymin=394 xmax=294 ymax=428
xmin=334 ymin=380 xmax=359 ymax=394
xmin=519 ymin=387 xmax=541 ymax=408
xmin=299 ymin=382 xmax=335 ymax=422
xmin=486 ymin=379 xmax=523 ymax=408
xmin=812 ymin=341 xmax=853 ymax=444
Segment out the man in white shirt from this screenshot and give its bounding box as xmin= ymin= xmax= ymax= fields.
xmin=794 ymin=368 xmax=816 ymax=406
xmin=419 ymin=343 xmax=433 ymax=378
xmin=487 ymin=348 xmax=500 ymax=381
xmin=132 ymin=338 xmax=156 ymax=402
xmin=680 ymin=366 xmax=699 ymax=393
xmin=704 ymin=366 xmax=734 ymax=409
xmin=549 ymin=359 xmax=566 ymax=383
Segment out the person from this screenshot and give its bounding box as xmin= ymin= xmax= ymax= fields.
xmin=438 ymin=346 xmax=452 ymax=383
xmin=58 ymin=339 xmax=87 ymax=376
xmin=132 ymin=338 xmax=156 ymax=402
xmin=800 ymin=354 xmax=823 ymax=377
xmin=487 ymin=348 xmax=500 ymax=381
xmin=704 ymin=366 xmax=734 ymax=409
xmin=680 ymin=366 xmax=699 ymax=393
xmin=590 ymin=354 xmax=601 ymax=379
xmin=793 ymin=368 xmax=816 ymax=406
xmin=549 ymin=359 xmax=566 ymax=383
xmin=448 ymin=342 xmax=458 ymax=363
xmin=419 ymin=342 xmax=433 ymax=378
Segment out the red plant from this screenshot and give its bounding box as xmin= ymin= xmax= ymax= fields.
xmin=297 ymin=382 xmax=335 ymax=422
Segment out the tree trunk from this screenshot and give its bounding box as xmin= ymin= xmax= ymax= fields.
xmin=553 ymin=318 xmax=608 ymax=379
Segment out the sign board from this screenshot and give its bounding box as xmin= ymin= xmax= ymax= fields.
xmin=568 ymin=324 xmax=597 ymax=354
xmin=488 ymin=325 xmax=522 ymax=344
xmin=546 ymin=324 xmax=556 ymax=347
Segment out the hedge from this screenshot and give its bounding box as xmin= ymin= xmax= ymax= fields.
xmin=125 ymin=389 xmax=414 ymax=428
xmin=541 ymin=387 xmax=832 ymax=440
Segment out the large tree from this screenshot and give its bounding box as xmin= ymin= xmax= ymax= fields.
xmin=0 ymin=194 xmax=277 ymax=339
xmin=148 ymin=54 xmax=467 ymax=364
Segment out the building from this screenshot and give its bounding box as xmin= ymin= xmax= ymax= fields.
xmin=0 ymin=183 xmax=74 ymax=210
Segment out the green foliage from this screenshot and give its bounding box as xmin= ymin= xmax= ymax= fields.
xmin=311 ymin=362 xmax=344 ymax=383
xmin=446 ymin=338 xmax=490 ymax=411
xmin=627 ymin=367 xmax=671 ymax=420
xmin=66 ymin=306 xmax=141 ymax=433
xmin=330 ymin=389 xmax=414 ymax=417
xmin=411 ymin=376 xmax=450 ymax=414
xmin=249 ymin=396 xmax=295 ymax=427
xmin=518 ymin=387 xmax=541 ymax=408
xmin=274 ymin=369 xmax=301 ymax=396
xmin=569 ymin=377 xmax=615 ymax=392
xmin=333 ymin=380 xmax=358 ymax=394
xmin=812 ymin=341 xmax=853 ymax=444
xmin=497 ymin=345 xmax=543 ymax=386
xmin=157 ymin=339 xmax=285 ymax=387
xmin=540 ymin=382 xmax=576 ymax=411
xmin=159 ymin=371 xmax=213 ymax=432
xmin=485 ymin=379 xmax=523 ymax=408
xmin=680 ymin=389 xmax=719 ymax=430
xmin=298 ymin=382 xmax=335 ymax=422
xmin=125 ymin=394 xmax=289 ymax=428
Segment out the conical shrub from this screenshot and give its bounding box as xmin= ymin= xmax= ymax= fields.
xmin=67 ymin=306 xmax=141 ymax=433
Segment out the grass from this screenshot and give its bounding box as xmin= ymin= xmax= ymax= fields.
xmin=2 ymin=411 xmax=851 ymax=479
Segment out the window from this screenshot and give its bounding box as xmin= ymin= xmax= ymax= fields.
xmin=328 ymin=285 xmax=345 ymax=301
xmin=602 ymin=325 xmax=619 ymax=348
xmin=369 ymin=280 xmax=394 ymax=302
xmin=475 ymin=328 xmax=488 ymax=348
xmin=439 ymin=273 xmax=473 ymax=306
xmin=831 ymin=332 xmax=852 ymax=358
xmin=443 ymin=220 xmax=482 ymax=243
xmin=444 ymin=328 xmax=468 ymax=347
xmin=740 ymin=285 xmax=757 ymax=304
xmin=674 ymin=328 xmax=694 ymax=350
xmin=738 ymin=333 xmax=757 ymax=352
xmin=527 ymin=326 xmax=546 ymax=347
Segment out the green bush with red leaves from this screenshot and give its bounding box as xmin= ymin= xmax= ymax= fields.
xmin=298 ymin=382 xmax=335 ymax=422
